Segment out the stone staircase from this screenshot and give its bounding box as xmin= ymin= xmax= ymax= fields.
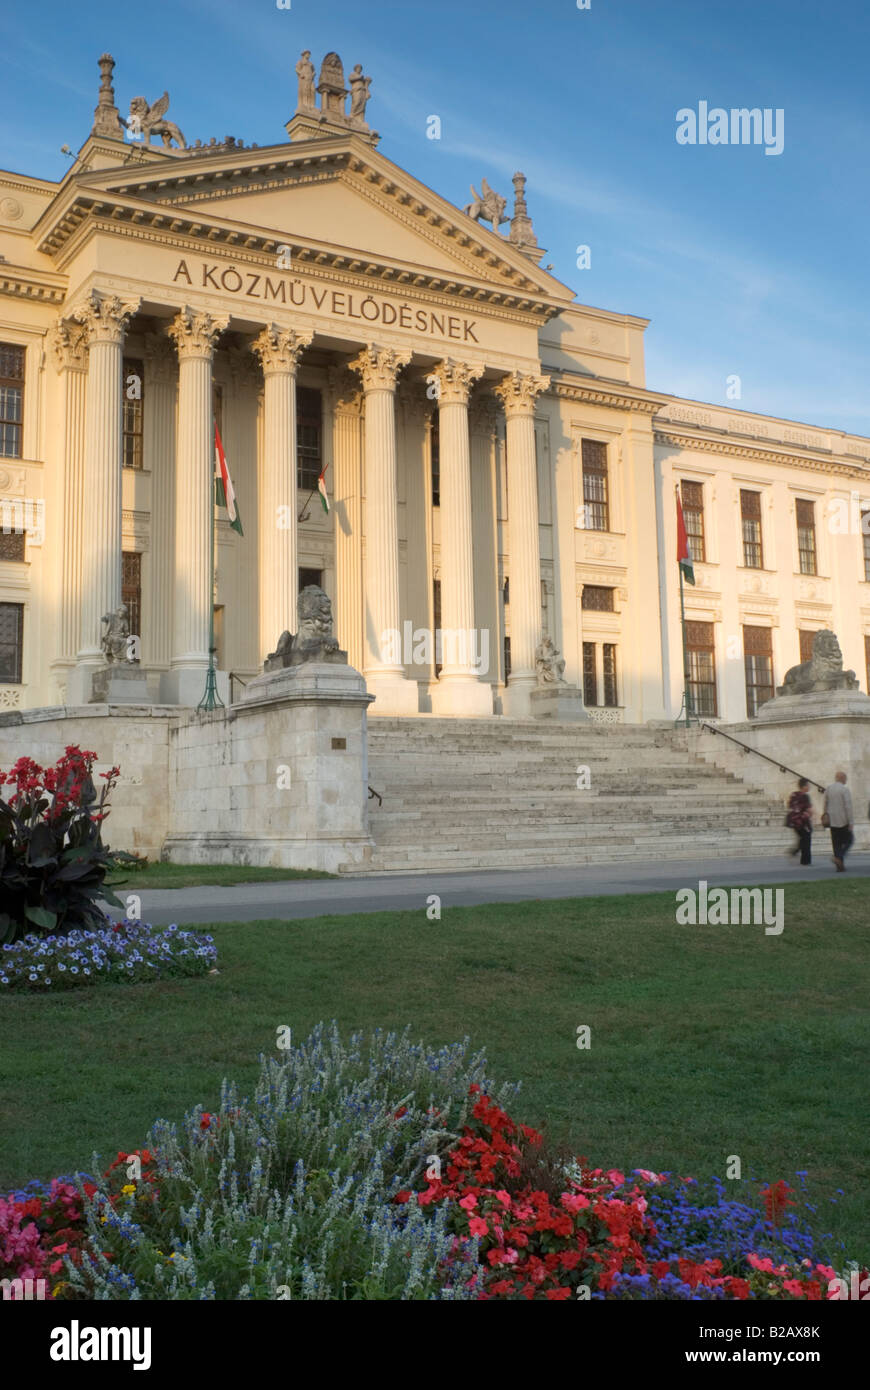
xmin=350 ymin=717 xmax=790 ymax=873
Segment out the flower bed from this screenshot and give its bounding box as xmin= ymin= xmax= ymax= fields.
xmin=0 ymin=920 xmax=217 ymax=992
xmin=0 ymin=1025 xmax=860 ymax=1300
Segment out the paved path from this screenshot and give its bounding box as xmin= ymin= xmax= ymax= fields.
xmin=103 ymin=852 xmax=870 ymax=925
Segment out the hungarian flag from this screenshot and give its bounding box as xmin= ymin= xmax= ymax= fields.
xmin=317 ymin=466 xmax=330 ymax=515
xmin=676 ymin=486 xmax=694 ymax=585
xmin=214 ymin=423 xmax=243 ymax=535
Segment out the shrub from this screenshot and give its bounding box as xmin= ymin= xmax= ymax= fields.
xmin=0 ymin=920 xmax=217 ymax=992
xmin=0 ymin=746 xmax=134 ymax=943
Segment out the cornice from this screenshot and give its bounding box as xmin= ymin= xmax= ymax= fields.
xmin=654 ymin=428 xmax=870 ymax=479
xmin=0 ymin=264 xmax=67 ymax=306
xmin=549 ymin=375 xmax=667 ymax=415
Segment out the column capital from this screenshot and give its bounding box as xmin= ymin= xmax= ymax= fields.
xmin=348 ymin=343 xmax=411 ymax=392
xmin=327 ymin=364 xmax=363 ymax=414
xmin=70 ymin=289 xmax=140 ymax=346
xmin=493 ymin=369 xmax=550 ymax=416
xmin=50 ymin=317 xmax=89 ymax=372
xmin=143 ymin=331 xmax=177 ymax=385
xmin=431 ymin=358 xmax=485 ymax=407
xmin=167 ymin=306 xmax=229 ymax=359
xmin=250 ymin=323 xmax=313 ymax=374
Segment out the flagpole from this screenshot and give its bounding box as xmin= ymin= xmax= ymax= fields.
xmin=198 ymin=442 xmax=224 ymax=713
xmin=676 ymin=483 xmax=693 ymax=728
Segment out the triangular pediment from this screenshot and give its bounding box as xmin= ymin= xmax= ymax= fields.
xmin=39 ymin=134 xmax=574 ymax=311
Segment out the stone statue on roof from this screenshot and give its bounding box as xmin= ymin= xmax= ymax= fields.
xmin=348 ymin=65 xmax=372 ymax=123
xmin=296 ymin=50 xmax=316 ymax=109
xmin=125 ymin=93 xmax=186 ymax=149
xmin=464 ymin=179 xmax=508 ymax=234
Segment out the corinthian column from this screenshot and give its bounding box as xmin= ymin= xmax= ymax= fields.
xmin=67 ymin=291 xmax=139 ymax=705
xmin=493 ymin=370 xmax=550 ymax=716
xmin=164 ymin=306 xmax=228 ymax=705
xmin=348 ymin=344 xmax=418 ymax=714
xmin=251 ymin=324 xmax=313 ymax=661
xmin=430 ymin=359 xmax=492 ymax=715
xmin=327 ymin=366 xmax=364 ymax=672
xmin=48 ymin=318 xmax=88 ymax=698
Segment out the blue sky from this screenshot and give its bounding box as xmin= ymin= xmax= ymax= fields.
xmin=3 ymin=0 xmax=868 ymax=433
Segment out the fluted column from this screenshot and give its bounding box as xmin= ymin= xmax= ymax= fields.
xmin=328 ymin=366 xmax=364 ymax=672
xmin=48 ymin=319 xmax=89 ymax=697
xmin=67 ymin=291 xmax=139 ymax=704
xmin=348 ymin=344 xmax=418 ymax=715
xmin=164 ymin=306 xmax=228 ymax=705
xmin=251 ymin=324 xmax=313 ymax=660
xmin=143 ymin=333 xmax=177 ymax=672
xmin=430 ymin=359 xmax=491 ymax=715
xmin=493 ymin=370 xmax=550 ymax=716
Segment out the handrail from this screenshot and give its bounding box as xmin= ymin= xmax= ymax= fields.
xmin=228 ymin=671 xmax=249 ymax=703
xmin=368 ymin=785 xmax=383 ymax=806
xmin=697 ymin=722 xmax=826 ymax=793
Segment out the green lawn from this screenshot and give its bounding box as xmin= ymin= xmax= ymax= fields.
xmin=105 ymin=861 xmax=334 ymax=891
xmin=3 ymin=880 xmax=867 ymax=1259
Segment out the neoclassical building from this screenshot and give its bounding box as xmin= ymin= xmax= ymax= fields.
xmin=2 ymin=52 xmax=870 ymax=723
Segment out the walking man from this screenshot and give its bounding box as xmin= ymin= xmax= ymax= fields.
xmin=823 ymin=771 xmax=854 ymax=872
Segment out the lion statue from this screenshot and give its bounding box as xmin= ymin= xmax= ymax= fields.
xmin=463 ymin=179 xmax=507 ymax=234
xmin=126 ymin=94 xmax=186 ymax=149
xmin=264 ymin=586 xmax=345 ymax=670
xmin=777 ymin=629 xmax=858 ymax=696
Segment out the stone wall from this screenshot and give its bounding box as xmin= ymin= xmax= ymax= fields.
xmin=0 ymin=705 xmax=174 ymax=858
xmin=688 ymin=714 xmax=870 ymax=849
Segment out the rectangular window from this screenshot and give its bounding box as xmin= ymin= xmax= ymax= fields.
xmin=582 ymin=641 xmax=598 ymax=707
xmin=686 ymin=620 xmax=717 ymax=717
xmin=581 ymin=585 xmax=614 ymax=612
xmin=297 ymin=387 xmax=322 ymax=495
xmin=0 ymin=528 xmax=25 ymax=562
xmin=0 ymin=601 xmax=23 ymax=683
xmin=799 ymin=629 xmax=815 ymax=665
xmin=0 ymin=343 xmax=25 ymax=459
xmin=603 ymin=643 xmax=618 ymax=706
xmin=795 ymin=498 xmax=817 ymax=575
xmin=299 ymin=567 xmax=322 ymax=591
xmin=743 ymin=625 xmax=774 ymax=717
xmin=581 ymin=439 xmax=609 ymax=532
xmin=740 ymin=489 xmax=763 ymax=569
xmin=430 ymin=411 xmax=440 ymax=508
xmin=863 ymin=512 xmax=870 ymax=583
xmin=122 ymin=358 xmax=144 ymax=470
xmin=122 ymin=551 xmax=141 ymax=642
xmin=681 ymin=479 xmax=706 ymax=564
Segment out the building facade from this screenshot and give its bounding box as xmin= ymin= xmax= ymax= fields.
xmin=2 ymin=52 xmax=870 ymax=724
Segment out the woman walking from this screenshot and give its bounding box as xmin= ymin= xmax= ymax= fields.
xmin=786 ymin=777 xmax=814 ymax=865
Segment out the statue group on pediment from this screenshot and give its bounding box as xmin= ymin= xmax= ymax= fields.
xmin=295 ymin=50 xmax=372 ymax=129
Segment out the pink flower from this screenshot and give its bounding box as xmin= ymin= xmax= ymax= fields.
xmin=468 ymin=1216 xmax=489 ymax=1238
xmin=783 ymin=1279 xmax=806 ymax=1298
xmin=459 ymin=1194 xmax=477 ymax=1211
xmin=747 ymin=1253 xmax=776 ymax=1273
xmin=561 ymin=1192 xmax=590 ymax=1213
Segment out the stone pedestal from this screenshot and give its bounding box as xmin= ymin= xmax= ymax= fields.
xmin=90 ymin=664 xmax=151 ymax=705
xmin=162 ymin=659 xmax=375 ymax=872
xmin=530 ymin=684 xmax=590 ymax=721
xmin=755 ymin=687 xmax=870 ymax=722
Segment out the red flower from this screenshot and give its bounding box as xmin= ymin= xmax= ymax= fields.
xmin=394 ymin=1190 xmax=411 ymax=1205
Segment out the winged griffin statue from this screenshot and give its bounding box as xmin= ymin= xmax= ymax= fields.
xmin=125 ymin=92 xmax=186 ymax=149
xmin=464 ymin=178 xmax=507 ymax=233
